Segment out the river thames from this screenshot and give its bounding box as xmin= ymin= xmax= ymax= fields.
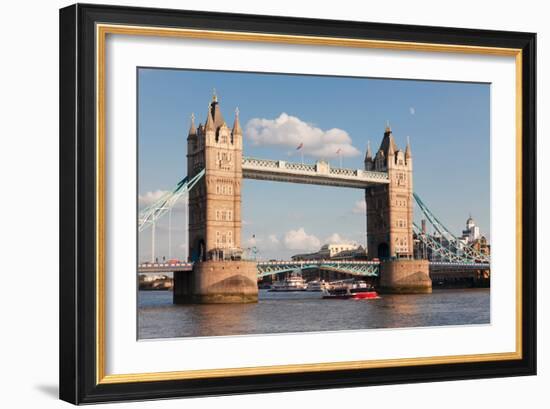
xmin=138 ymin=288 xmax=490 ymax=339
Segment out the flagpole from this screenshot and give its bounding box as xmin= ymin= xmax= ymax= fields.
xmin=297 ymin=142 xmax=304 ymax=164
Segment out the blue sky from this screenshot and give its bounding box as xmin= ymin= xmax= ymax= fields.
xmin=138 ymin=68 xmax=490 ymax=262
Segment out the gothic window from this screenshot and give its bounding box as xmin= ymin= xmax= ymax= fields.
xmin=396 ymin=219 xmax=407 ymax=228
xmin=215 ymin=183 xmax=234 ymax=195
xmin=218 ymin=151 xmax=233 ymax=170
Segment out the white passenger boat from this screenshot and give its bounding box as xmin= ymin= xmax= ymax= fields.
xmin=305 ymin=280 xmax=326 ymax=292
xmin=269 ymin=270 xmax=307 ymax=292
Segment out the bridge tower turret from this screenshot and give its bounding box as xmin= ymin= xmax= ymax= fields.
xmin=364 ymin=141 xmax=373 ymax=171
xmin=365 ymin=125 xmax=414 ymax=259
xmin=176 ymin=92 xmax=257 ymax=304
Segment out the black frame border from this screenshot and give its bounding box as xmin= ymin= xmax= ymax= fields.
xmin=59 ymin=3 xmax=536 ymax=404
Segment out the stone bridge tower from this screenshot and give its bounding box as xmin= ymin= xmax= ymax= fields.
xmin=175 ymin=93 xmax=258 ymax=304
xmin=364 ymin=125 xmax=414 ymax=259
xmin=364 ymin=125 xmax=431 ymax=293
xmin=187 ymin=94 xmax=243 ymax=262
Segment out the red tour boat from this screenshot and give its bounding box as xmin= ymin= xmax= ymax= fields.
xmin=322 ymin=280 xmax=379 ymax=300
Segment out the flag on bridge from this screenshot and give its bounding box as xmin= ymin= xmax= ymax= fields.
xmin=336 ymin=148 xmax=342 ymax=155
xmin=296 ymin=142 xmax=303 ymax=150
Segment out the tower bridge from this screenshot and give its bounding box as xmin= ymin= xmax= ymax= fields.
xmin=139 ymin=94 xmax=490 ymax=303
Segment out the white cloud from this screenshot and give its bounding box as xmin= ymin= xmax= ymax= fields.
xmin=409 ymin=107 xmax=416 ymax=115
xmin=325 ymin=233 xmax=353 ymax=244
xmin=268 ymin=234 xmax=280 ymax=245
xmin=245 ymin=113 xmax=361 ymax=159
xmin=139 ymin=190 xmax=167 ymax=207
xmin=324 ymin=233 xmax=356 ymax=246
xmin=244 ymin=234 xmax=281 ymax=251
xmin=283 ymin=228 xmax=321 ymax=251
xmin=244 ymin=236 xmax=258 ymax=247
xmin=243 ymin=229 xmax=363 ymax=258
xmin=138 ymin=190 xmax=187 ymax=211
xmin=352 ymin=199 xmax=367 ymax=214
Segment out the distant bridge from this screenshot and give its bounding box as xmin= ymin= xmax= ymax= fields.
xmin=255 ymin=260 xmax=380 ymax=278
xmin=136 ymin=260 xmax=379 ymax=277
xmin=428 ymin=262 xmax=490 ymax=269
xmin=137 ymin=260 xmax=490 ymax=278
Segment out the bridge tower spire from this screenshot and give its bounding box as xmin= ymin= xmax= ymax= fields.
xmin=364 ymin=141 xmax=373 ymax=170
xmin=232 ymin=107 xmax=242 ymax=142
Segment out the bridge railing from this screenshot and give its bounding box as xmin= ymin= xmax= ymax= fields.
xmin=242 ymin=157 xmax=389 ymax=185
xmin=329 ymin=167 xmax=356 ymax=176
xmin=256 ymin=260 xmax=381 ymax=266
xmin=241 ymin=157 xmax=280 ymax=169
xmin=285 ymin=162 xmax=316 ymax=172
xmin=138 ymin=262 xmax=194 ymax=268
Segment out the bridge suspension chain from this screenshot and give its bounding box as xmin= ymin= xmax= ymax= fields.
xmin=138 ymin=169 xmax=205 ymax=232
xmin=413 ymin=193 xmax=490 ymax=263
xmin=413 ymin=222 xmax=466 ymax=263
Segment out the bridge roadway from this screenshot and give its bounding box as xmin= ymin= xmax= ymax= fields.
xmin=255 ymin=260 xmax=380 ymax=277
xmin=137 ymin=260 xmax=490 ymax=277
xmin=138 ymin=262 xmax=193 ymax=273
xmin=241 ymin=157 xmax=389 ymax=188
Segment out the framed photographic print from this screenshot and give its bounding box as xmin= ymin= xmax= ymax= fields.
xmin=59 ymin=3 xmax=536 ymax=404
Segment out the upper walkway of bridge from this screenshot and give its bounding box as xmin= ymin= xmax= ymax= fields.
xmin=242 ymin=157 xmax=389 ymax=188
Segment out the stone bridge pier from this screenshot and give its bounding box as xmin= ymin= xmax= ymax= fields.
xmin=379 ymin=259 xmax=432 ymax=294
xmin=173 ymin=261 xmax=258 ymax=304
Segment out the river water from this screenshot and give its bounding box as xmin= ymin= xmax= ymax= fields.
xmin=138 ymin=288 xmax=490 ymax=339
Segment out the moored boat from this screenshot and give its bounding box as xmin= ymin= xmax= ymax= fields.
xmin=269 ymin=270 xmax=307 ymax=292
xmin=305 ymin=280 xmax=326 ymax=292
